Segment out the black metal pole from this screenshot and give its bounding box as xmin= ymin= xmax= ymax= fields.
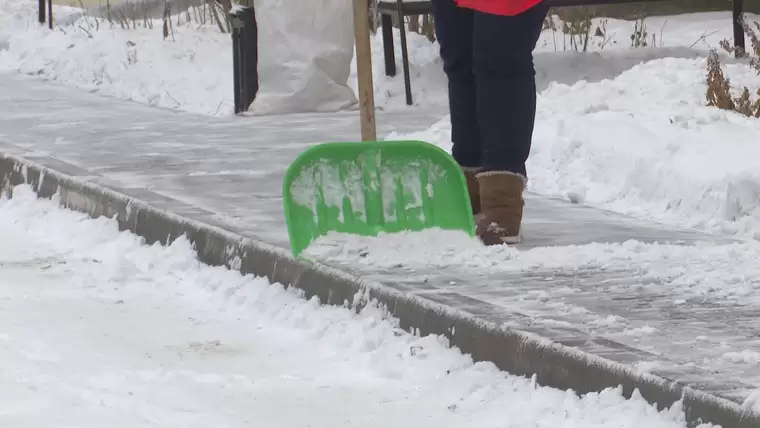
xmin=395 ymin=0 xmax=413 ymax=106
xmin=47 ymin=0 xmax=53 ymax=30
xmin=733 ymin=0 xmax=746 ymax=57
xmin=231 ymin=16 xmax=242 ymax=114
xmin=230 ymin=6 xmax=259 ymax=114
xmin=241 ymin=6 xmax=259 ymax=110
xmin=39 ymin=0 xmax=46 ymax=24
xmin=380 ymin=14 xmax=396 ymax=77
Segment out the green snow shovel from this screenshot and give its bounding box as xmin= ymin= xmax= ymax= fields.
xmin=282 ymin=140 xmax=476 ymax=257
xmin=281 ymin=0 xmax=474 ymax=257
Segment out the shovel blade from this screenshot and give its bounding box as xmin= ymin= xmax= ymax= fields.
xmin=283 ymin=140 xmax=475 ymax=257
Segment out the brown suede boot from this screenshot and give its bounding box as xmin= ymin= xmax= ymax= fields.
xmin=461 ymin=166 xmax=482 ymax=216
xmin=475 ymin=171 xmax=526 ymax=245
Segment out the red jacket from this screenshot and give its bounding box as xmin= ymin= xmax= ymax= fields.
xmin=455 ymin=0 xmax=542 ymax=16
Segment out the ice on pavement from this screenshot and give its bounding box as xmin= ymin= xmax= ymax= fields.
xmin=0 ymin=185 xmax=713 ymax=427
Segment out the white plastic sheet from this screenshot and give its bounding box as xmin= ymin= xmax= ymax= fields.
xmin=250 ymin=0 xmax=357 ymax=115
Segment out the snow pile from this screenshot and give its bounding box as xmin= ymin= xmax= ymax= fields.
xmin=0 ymin=184 xmax=714 ymax=427
xmin=390 ymin=56 xmax=760 ymax=240
xmin=0 ymin=0 xmax=80 ymax=45
xmin=0 ymin=0 xmax=357 ymax=116
xmin=0 ymin=1 xmax=236 ymax=116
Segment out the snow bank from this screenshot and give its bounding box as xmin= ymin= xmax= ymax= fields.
xmin=391 ymin=56 xmax=760 ymax=240
xmin=0 ymin=184 xmax=713 ymax=427
xmin=0 ymin=0 xmax=357 ymax=115
xmin=0 ymin=1 xmax=236 ymax=115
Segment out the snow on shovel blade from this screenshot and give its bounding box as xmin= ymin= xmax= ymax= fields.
xmin=283 ymin=140 xmax=476 ymax=257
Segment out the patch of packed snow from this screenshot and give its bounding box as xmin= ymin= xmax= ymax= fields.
xmin=720 ymin=350 xmax=760 ymax=364
xmin=0 ymin=184 xmax=714 ymax=427
xmin=305 ymin=228 xmax=760 ymax=304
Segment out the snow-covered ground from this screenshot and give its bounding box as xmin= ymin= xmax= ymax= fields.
xmin=0 ymin=0 xmax=752 ymax=113
xmin=0 ymin=0 xmax=235 ymax=116
xmin=0 ymin=184 xmax=712 ymax=427
xmin=3 ymin=0 xmax=760 ymax=420
xmin=0 ymin=0 xmax=358 ymax=116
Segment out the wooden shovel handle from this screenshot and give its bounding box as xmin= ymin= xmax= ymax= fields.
xmin=352 ymin=0 xmax=377 ymax=141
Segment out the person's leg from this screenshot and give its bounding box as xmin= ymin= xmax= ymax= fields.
xmin=471 ymin=1 xmax=549 ymax=244
xmin=430 ymin=0 xmax=482 ymax=213
xmin=473 ymin=1 xmax=547 ymax=176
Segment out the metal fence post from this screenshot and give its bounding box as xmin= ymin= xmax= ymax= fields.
xmin=47 ymin=0 xmax=53 ymax=30
xmin=39 ymin=0 xmax=53 ymax=29
xmin=39 ymin=0 xmax=46 ymax=24
xmin=733 ymin=0 xmax=746 ymax=57
xmin=230 ymin=6 xmax=259 ymax=114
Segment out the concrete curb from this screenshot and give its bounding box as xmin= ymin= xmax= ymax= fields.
xmin=1 ymin=151 xmax=757 ymax=428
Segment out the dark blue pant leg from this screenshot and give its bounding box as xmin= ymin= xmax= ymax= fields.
xmin=430 ymin=0 xmax=481 ymax=168
xmin=473 ymin=2 xmax=549 ymax=177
